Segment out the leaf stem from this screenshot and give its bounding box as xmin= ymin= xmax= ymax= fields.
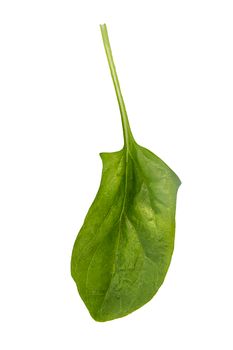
xmin=100 ymin=24 xmax=133 ymax=149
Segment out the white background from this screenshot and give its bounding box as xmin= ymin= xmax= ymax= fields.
xmin=0 ymin=0 xmax=233 ymax=349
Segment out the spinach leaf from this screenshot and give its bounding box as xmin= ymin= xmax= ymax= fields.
xmin=71 ymin=24 xmax=181 ymax=322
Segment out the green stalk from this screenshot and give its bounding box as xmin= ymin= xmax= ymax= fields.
xmin=100 ymin=24 xmax=133 ymax=149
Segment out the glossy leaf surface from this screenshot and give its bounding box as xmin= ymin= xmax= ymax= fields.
xmin=71 ymin=24 xmax=181 ymax=322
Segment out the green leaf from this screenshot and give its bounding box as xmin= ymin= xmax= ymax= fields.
xmin=71 ymin=24 xmax=181 ymax=322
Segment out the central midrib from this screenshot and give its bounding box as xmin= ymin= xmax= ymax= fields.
xmin=98 ymin=148 xmax=131 ymax=316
